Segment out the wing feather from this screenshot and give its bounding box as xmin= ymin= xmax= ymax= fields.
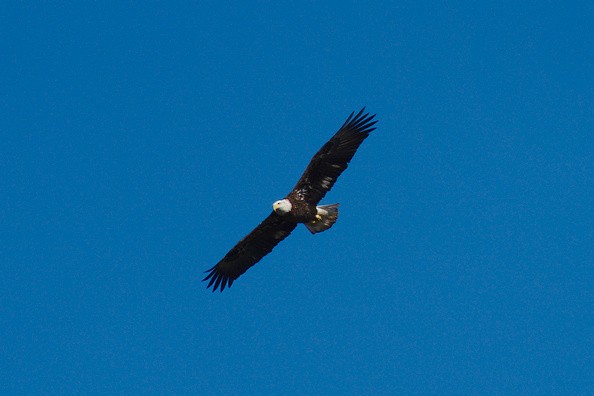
xmin=289 ymin=108 xmax=377 ymax=203
xmin=203 ymin=212 xmax=297 ymax=292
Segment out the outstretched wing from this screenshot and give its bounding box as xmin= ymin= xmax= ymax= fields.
xmin=203 ymin=212 xmax=297 ymax=292
xmin=290 ymin=108 xmax=377 ymax=204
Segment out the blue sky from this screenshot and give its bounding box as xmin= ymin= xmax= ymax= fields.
xmin=1 ymin=2 xmax=592 ymax=394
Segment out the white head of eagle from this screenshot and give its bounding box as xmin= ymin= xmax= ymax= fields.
xmin=272 ymin=199 xmax=292 ymax=215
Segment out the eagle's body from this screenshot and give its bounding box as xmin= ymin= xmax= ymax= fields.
xmin=203 ymin=108 xmax=377 ymax=292
xmin=278 ymin=197 xmax=317 ymax=223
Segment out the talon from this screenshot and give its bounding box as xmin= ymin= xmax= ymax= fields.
xmin=316 ymin=214 xmax=322 ymax=221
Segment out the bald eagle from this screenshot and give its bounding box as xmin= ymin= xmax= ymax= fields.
xmin=203 ymin=108 xmax=377 ymax=292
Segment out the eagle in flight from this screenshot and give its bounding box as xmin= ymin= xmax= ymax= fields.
xmin=203 ymin=108 xmax=378 ymax=292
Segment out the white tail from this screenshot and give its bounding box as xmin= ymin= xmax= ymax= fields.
xmin=305 ymin=204 xmax=339 ymax=234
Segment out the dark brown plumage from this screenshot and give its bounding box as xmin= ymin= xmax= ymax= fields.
xmin=202 ymin=213 xmax=297 ymax=291
xmin=203 ymin=108 xmax=377 ymax=292
xmin=288 ymin=109 xmax=378 ymax=205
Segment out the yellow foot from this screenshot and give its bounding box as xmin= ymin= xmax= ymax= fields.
xmin=315 ymin=214 xmax=322 ymax=221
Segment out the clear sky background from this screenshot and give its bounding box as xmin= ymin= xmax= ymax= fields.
xmin=1 ymin=2 xmax=592 ymax=394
